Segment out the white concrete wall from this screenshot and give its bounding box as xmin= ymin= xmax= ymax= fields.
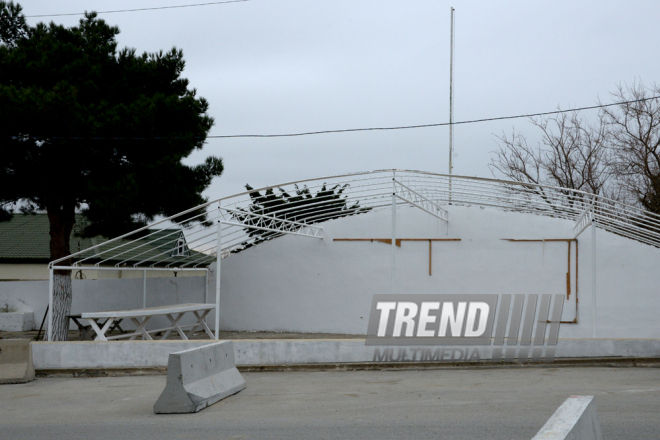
xmin=3 ymin=205 xmax=659 ymax=339
xmin=0 ymin=276 xmax=207 ymax=330
xmin=213 ymin=205 xmax=660 ymax=339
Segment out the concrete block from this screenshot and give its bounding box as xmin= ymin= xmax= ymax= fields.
xmin=0 ymin=311 xmax=35 ymax=331
xmin=532 ymin=396 xmax=602 ymax=440
xmin=154 ymin=341 xmax=246 ymax=414
xmin=0 ymin=339 xmax=35 ymax=384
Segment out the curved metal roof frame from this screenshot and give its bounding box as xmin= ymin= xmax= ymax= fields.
xmin=49 ymin=169 xmax=660 ymax=270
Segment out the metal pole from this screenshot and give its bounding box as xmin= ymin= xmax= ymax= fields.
xmin=204 ymin=268 xmax=210 ymax=325
xmin=591 ymin=219 xmax=597 ymax=338
xmin=215 ymin=201 xmax=222 ymax=340
xmin=391 ymin=171 xmax=397 ymax=293
xmin=142 ymin=270 xmax=147 ymax=308
xmin=205 ymin=269 xmax=209 ymax=304
xmin=448 ymin=6 xmax=455 ymax=176
xmin=47 ymin=267 xmax=54 ymax=341
xmin=448 ymin=7 xmax=455 ymax=204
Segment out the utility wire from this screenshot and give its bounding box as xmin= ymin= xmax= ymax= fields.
xmin=7 ymin=95 xmax=660 ymax=141
xmin=205 ymin=95 xmax=660 ymax=138
xmin=25 ymin=0 xmax=251 ymax=18
xmin=212 ymin=96 xmax=659 ymax=139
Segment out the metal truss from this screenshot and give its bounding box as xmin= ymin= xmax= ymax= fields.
xmin=574 ymin=203 xmax=595 ymax=238
xmin=221 ymin=207 xmax=323 ymax=239
xmin=48 ymin=169 xmax=660 ymax=274
xmin=44 ymin=168 xmax=660 ymax=340
xmin=393 ymin=179 xmax=448 ymax=222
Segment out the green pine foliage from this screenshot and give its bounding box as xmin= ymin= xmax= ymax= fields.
xmin=0 ymin=2 xmax=223 ymax=244
xmin=0 ymin=2 xmax=224 ymax=340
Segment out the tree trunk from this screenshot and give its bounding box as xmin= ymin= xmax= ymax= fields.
xmin=49 ymin=273 xmax=72 ymax=341
xmin=44 ymin=199 xmax=76 ymax=341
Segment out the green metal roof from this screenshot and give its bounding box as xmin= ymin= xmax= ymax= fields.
xmin=0 ymin=214 xmax=209 ymax=267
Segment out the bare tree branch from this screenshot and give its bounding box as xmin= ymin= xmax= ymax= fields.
xmin=603 ymin=82 xmax=660 ymax=214
xmin=490 ymin=111 xmax=613 ymax=208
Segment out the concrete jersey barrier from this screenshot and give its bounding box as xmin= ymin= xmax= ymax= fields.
xmin=154 ymin=340 xmax=246 ymax=414
xmin=0 ymin=339 xmax=35 ymax=384
xmin=532 ymin=396 xmax=602 ymax=440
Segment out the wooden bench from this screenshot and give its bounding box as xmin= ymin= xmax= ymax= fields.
xmin=80 ymin=303 xmax=216 ymax=341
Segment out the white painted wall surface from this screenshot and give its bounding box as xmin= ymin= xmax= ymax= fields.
xmin=213 ymin=205 xmax=660 ymax=339
xmin=2 ymin=205 xmax=659 ymax=339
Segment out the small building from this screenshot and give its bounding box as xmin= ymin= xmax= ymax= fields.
xmin=0 ymin=214 xmax=203 ymax=280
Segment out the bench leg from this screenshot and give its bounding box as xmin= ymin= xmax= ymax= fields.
xmin=165 ymin=313 xmax=188 ymax=340
xmin=69 ymin=317 xmax=89 ymax=341
xmin=186 ymin=310 xmax=205 ymax=339
xmin=192 ymin=310 xmax=215 ymax=339
xmin=108 ymin=318 xmax=125 ymax=334
xmin=86 ymin=318 xmax=114 ymax=342
xmin=160 ymin=313 xmax=183 ymax=340
xmin=81 ymin=325 xmax=94 ymax=341
xmin=129 ymin=317 xmax=153 ymax=340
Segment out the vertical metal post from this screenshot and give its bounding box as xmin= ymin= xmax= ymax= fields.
xmin=448 ymin=6 xmax=455 ymax=176
xmin=215 ymin=201 xmax=222 ymax=340
xmin=448 ymin=7 xmax=455 ymax=204
xmin=391 ymin=172 xmax=397 ymax=293
xmin=205 ymin=269 xmax=209 ymax=304
xmin=142 ymin=269 xmax=147 ymax=308
xmin=429 ymin=240 xmax=432 ymax=276
xmin=591 ymin=218 xmax=597 ymax=338
xmin=47 ymin=266 xmax=54 ymax=341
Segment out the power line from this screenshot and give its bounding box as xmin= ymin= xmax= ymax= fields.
xmin=25 ymin=0 xmax=251 ymax=18
xmin=207 ymin=96 xmax=659 ymax=138
xmin=214 ymin=96 xmax=658 ymax=139
xmin=7 ymin=95 xmax=660 ymax=141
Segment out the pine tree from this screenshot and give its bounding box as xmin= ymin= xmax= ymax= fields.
xmin=0 ymin=2 xmax=223 ymax=340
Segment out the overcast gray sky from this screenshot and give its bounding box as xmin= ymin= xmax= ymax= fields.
xmin=25 ymin=0 xmax=660 ymax=199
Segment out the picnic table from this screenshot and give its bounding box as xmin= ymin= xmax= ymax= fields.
xmin=77 ymin=303 xmax=216 ymax=341
xmin=67 ymin=314 xmax=125 ymax=340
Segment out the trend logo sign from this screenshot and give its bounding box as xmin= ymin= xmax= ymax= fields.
xmin=366 ymin=294 xmax=564 ymax=362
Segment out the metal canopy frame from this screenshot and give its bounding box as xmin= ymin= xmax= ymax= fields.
xmin=46 ymin=169 xmax=660 ymax=340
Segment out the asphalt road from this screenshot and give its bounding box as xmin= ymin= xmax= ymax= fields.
xmin=0 ymin=367 xmax=658 ymax=440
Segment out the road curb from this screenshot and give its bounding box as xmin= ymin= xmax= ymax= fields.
xmin=34 ymin=356 xmax=660 ymax=377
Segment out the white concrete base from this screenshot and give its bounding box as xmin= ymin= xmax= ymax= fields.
xmin=532 ymin=396 xmax=602 ymax=440
xmin=0 ymin=311 xmax=34 ymax=331
xmin=31 ymin=338 xmax=660 ymax=370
